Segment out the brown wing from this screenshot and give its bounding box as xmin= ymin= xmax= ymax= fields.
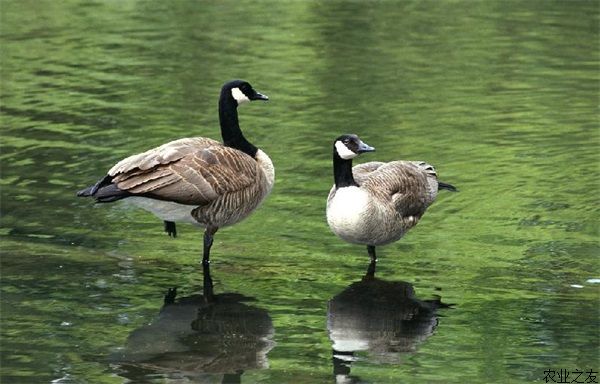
xmin=360 ymin=161 xmax=433 ymax=217
xmin=111 ymin=143 xmax=259 ymax=205
xmin=352 ymin=161 xmax=386 ymax=185
xmin=108 ymin=137 xmax=220 ymax=176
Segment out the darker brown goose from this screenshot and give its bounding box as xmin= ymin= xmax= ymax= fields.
xmin=77 ymin=80 xmax=273 ymax=270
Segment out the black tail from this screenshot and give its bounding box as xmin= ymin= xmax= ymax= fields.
xmin=438 ymin=181 xmax=458 ymax=192
xmin=76 ymin=185 xmax=95 ymax=197
xmin=77 ymin=175 xmax=130 ymax=202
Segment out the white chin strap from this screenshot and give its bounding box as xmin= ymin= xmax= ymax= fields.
xmin=335 ymin=141 xmax=358 ymax=159
xmin=231 ymin=87 xmax=250 ymax=105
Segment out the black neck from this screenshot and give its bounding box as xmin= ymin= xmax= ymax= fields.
xmin=218 ymin=91 xmax=258 ymax=158
xmin=333 ymin=150 xmax=358 ymax=188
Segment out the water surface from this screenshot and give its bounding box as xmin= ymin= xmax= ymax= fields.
xmin=1 ymin=1 xmax=598 ymax=383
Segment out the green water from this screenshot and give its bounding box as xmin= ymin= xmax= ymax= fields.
xmin=1 ymin=0 xmax=599 ymax=383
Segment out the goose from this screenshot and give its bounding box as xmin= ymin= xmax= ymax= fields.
xmin=326 ymin=134 xmax=456 ymax=269
xmin=77 ymin=80 xmax=274 ymax=267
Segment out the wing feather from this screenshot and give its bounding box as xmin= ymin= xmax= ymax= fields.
xmin=359 ymin=161 xmax=434 ymax=217
xmin=108 ymin=139 xmax=259 ymax=206
xmin=194 ymin=148 xmax=258 ymax=195
xmin=108 ymin=137 xmax=220 ymax=176
xmin=127 ymin=174 xmax=182 ymax=195
xmin=352 ymin=161 xmax=386 ymax=185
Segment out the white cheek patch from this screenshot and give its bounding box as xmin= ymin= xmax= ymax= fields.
xmin=335 ymin=141 xmax=358 ymax=159
xmin=231 ymin=87 xmax=250 ymax=104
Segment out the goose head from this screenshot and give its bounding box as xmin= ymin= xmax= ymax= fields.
xmin=333 ymin=134 xmax=376 ymax=160
xmin=222 ymin=80 xmax=269 ymax=106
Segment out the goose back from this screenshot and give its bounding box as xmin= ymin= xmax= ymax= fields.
xmin=109 ymin=137 xmax=220 ymax=176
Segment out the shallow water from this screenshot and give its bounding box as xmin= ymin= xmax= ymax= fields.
xmin=1 ymin=1 xmax=598 ymax=383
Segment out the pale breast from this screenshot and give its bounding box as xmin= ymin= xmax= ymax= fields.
xmin=255 ymin=149 xmax=275 ymax=193
xmin=326 ymin=186 xmax=371 ymax=244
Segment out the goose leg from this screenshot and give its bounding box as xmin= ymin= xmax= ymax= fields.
xmin=202 ymin=226 xmax=218 ymax=303
xmin=202 ymin=226 xmax=218 ymax=265
xmin=202 ymin=257 xmax=214 ymax=303
xmin=164 ymin=221 xmax=177 ymax=237
xmin=366 ymin=245 xmax=377 ymax=278
xmin=164 ymin=287 xmax=177 ymax=305
xmin=221 ymin=371 xmax=243 ymax=384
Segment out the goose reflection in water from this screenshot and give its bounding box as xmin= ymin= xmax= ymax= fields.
xmin=327 ymin=261 xmax=451 ymax=383
xmin=113 ymin=264 xmax=275 ymax=384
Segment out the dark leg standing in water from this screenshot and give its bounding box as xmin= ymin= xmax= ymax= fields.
xmin=222 ymin=371 xmax=243 ymax=384
xmin=365 ymin=245 xmax=377 ymax=278
xmin=202 ymin=226 xmax=218 ymax=302
xmin=202 ymin=226 xmax=218 ymax=265
xmin=202 ymin=261 xmax=214 ymax=303
xmin=164 ymin=221 xmax=177 ymax=238
xmin=164 ymin=287 xmax=177 ymax=305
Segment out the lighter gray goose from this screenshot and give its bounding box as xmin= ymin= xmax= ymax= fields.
xmin=326 ymin=134 xmax=456 ymax=271
xmin=77 ymin=80 xmax=273 ymax=269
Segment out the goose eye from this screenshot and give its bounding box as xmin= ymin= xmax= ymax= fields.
xmin=342 ymin=139 xmax=350 ymax=144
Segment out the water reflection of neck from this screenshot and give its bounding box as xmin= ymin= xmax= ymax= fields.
xmin=332 ymin=349 xmax=358 ymax=384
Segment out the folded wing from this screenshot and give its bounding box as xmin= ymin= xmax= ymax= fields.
xmin=358 ymin=161 xmax=437 ymax=218
xmin=108 ymin=138 xmax=258 ymax=206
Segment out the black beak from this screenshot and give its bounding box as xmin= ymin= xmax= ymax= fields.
xmin=252 ymin=91 xmax=269 ymax=101
xmin=357 ymin=141 xmax=375 ymax=153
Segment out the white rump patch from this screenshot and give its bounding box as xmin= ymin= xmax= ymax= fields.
xmin=231 ymin=87 xmax=250 ymax=104
xmin=125 ymin=197 xmax=200 ymax=225
xmin=335 ymin=141 xmax=358 ymax=160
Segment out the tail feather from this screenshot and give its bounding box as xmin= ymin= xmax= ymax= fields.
xmin=438 ymin=181 xmax=458 ymax=192
xmin=93 ymin=184 xmax=131 ymax=202
xmin=77 ymin=175 xmax=130 ymax=202
xmin=76 ymin=185 xmax=95 ymax=197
